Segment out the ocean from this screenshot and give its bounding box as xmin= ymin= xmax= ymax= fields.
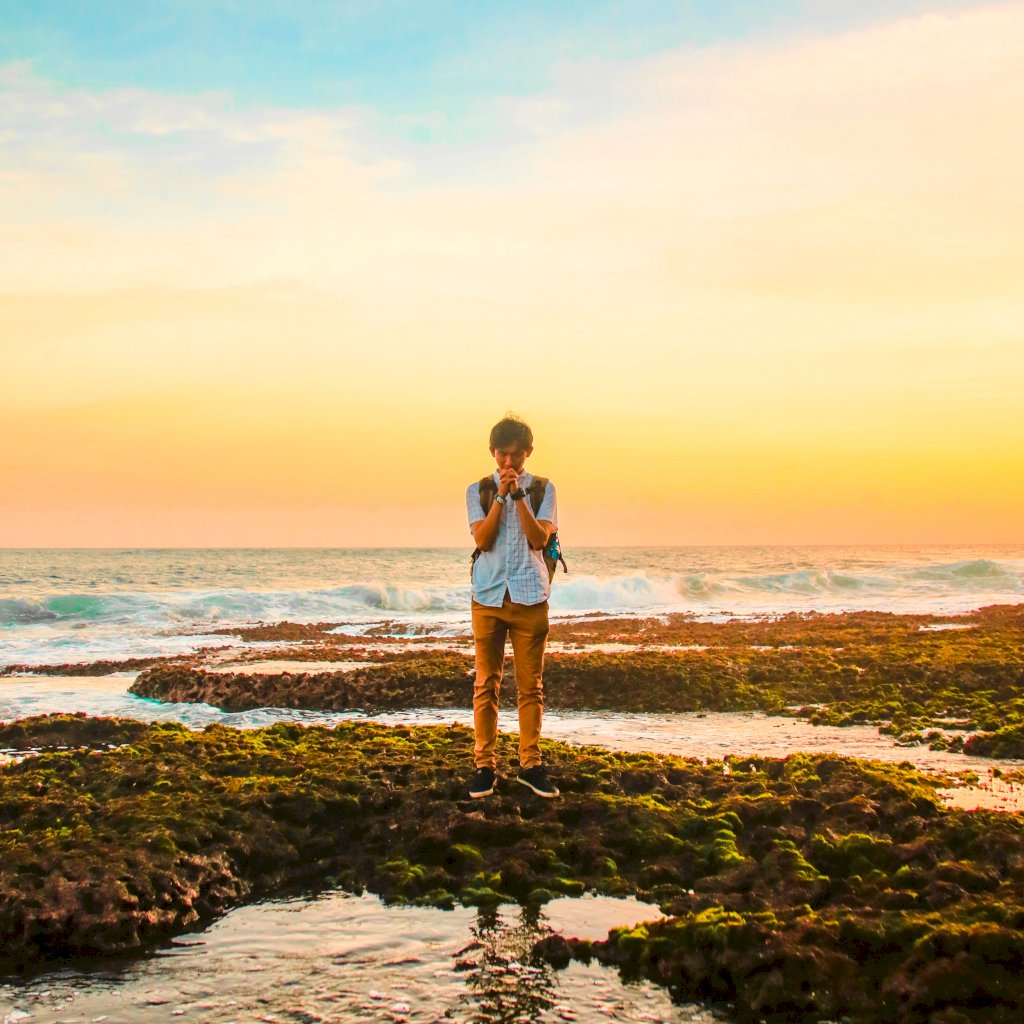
xmin=1 ymin=545 xmax=1022 ymax=668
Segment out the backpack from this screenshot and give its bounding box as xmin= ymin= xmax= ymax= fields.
xmin=471 ymin=475 xmax=568 ymax=582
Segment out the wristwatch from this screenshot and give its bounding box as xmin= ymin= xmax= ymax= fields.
xmin=495 ymin=494 xmax=506 ymax=505
xmin=510 ymin=489 xmax=527 ymax=502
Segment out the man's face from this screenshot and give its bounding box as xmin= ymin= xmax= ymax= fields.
xmin=491 ymin=444 xmax=532 ymax=473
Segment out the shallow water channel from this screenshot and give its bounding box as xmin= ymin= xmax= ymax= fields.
xmin=2 ymin=674 xmax=1023 ymax=1022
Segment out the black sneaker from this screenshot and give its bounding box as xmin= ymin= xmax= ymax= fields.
xmin=468 ymin=767 xmax=496 ymax=799
xmin=516 ymin=765 xmax=559 ymax=799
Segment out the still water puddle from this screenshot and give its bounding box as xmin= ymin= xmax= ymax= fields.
xmin=0 ymin=894 xmax=710 ymax=1024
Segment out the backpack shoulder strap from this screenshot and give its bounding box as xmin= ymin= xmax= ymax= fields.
xmin=478 ymin=476 xmax=497 ymax=514
xmin=471 ymin=476 xmax=497 ymax=581
xmin=528 ymin=476 xmax=548 ymax=517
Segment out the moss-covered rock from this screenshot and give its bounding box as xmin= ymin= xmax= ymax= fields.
xmin=964 ymin=724 xmax=1024 ymax=760
xmin=0 ymin=713 xmax=150 ymax=751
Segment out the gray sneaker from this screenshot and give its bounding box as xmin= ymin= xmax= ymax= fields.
xmin=516 ymin=765 xmax=559 ymax=798
xmin=468 ymin=767 xmax=496 ymax=799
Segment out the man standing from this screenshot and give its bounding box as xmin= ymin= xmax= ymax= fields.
xmin=466 ymin=415 xmax=559 ymax=799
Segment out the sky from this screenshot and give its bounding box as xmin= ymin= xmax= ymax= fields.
xmin=2 ymin=0 xmax=1022 ymax=546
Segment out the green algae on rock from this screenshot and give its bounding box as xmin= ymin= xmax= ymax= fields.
xmin=964 ymin=725 xmax=1024 ymax=760
xmin=537 ymin=904 xmax=1024 ymax=1024
xmin=3 ymin=717 xmax=1024 ymax=1022
xmin=0 ymin=713 xmax=151 ymax=751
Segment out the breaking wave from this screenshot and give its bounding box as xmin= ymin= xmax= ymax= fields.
xmin=907 ymin=559 xmax=1018 ymax=582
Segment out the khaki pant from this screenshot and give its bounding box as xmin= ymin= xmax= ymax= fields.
xmin=471 ymin=593 xmax=549 ymax=770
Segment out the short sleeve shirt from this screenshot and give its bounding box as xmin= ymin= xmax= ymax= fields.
xmin=466 ymin=470 xmax=558 ymax=607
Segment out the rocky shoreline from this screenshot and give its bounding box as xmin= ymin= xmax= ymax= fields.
xmin=124 ymin=604 xmax=1024 ymax=758
xmin=2 ymin=714 xmax=1024 ymax=1022
xmin=4 ymin=605 xmax=1024 ymax=1021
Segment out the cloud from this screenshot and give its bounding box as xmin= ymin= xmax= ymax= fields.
xmin=2 ymin=5 xmax=1021 ymax=300
xmin=2 ymin=4 xmax=1023 ymax=429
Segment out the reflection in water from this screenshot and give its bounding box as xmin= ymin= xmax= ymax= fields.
xmin=457 ymin=905 xmax=559 ymax=1023
xmin=0 ymin=893 xmax=713 ymax=1024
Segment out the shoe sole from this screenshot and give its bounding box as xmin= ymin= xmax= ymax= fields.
xmin=516 ymin=776 xmax=559 ymax=799
xmin=468 ymin=786 xmax=494 ymax=799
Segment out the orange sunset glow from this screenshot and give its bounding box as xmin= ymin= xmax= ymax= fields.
xmin=2 ymin=2 xmax=1022 ymax=546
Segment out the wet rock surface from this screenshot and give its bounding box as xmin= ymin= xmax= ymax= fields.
xmin=3 ymin=717 xmax=1024 ymax=1022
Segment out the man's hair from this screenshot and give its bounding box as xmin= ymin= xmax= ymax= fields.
xmin=489 ymin=414 xmax=533 ymax=451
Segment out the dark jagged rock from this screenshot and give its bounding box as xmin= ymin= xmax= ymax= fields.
xmin=3 ymin=717 xmax=1024 ymax=1024
xmin=0 ymin=656 xmax=174 ymax=678
xmin=208 ymin=621 xmax=343 ymax=642
xmin=206 ymin=622 xmax=456 ymax=644
xmin=131 ymin=654 xmax=474 ymax=712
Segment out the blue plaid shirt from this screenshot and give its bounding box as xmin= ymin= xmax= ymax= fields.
xmin=467 ymin=470 xmax=558 ymax=607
